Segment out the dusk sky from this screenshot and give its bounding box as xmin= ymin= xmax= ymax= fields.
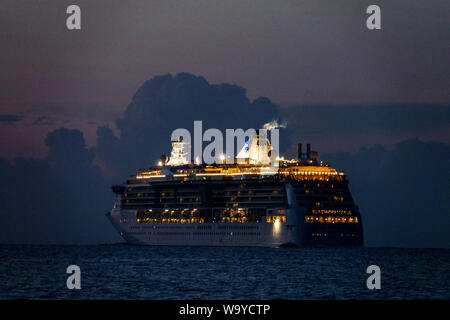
xmin=1 ymin=0 xmax=449 ymax=159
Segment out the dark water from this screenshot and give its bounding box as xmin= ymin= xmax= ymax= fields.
xmin=0 ymin=244 xmax=448 ymax=299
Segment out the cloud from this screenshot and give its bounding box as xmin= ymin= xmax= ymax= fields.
xmin=281 ymin=104 xmax=450 ymax=134
xmin=278 ymin=104 xmax=450 ymax=156
xmin=0 ymin=114 xmax=22 ymax=125
xmin=95 ymin=73 xmax=280 ymax=178
xmin=0 ymin=128 xmax=120 ymax=244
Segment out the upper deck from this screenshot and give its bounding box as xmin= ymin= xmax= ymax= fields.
xmin=126 ymin=160 xmax=345 ymax=185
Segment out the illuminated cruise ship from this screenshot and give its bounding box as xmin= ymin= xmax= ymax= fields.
xmin=107 ymin=131 xmax=363 ymax=247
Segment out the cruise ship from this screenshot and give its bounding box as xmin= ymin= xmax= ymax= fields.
xmin=107 ymin=130 xmax=363 ymax=247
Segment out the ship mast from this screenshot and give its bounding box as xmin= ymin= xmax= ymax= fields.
xmin=167 ymin=137 xmax=190 ymax=166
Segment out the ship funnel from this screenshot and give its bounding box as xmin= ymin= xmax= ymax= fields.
xmin=236 ymin=128 xmax=272 ymax=165
xmin=297 ymin=143 xmax=302 ymax=160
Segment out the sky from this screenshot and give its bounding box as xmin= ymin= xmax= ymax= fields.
xmin=0 ymin=1 xmax=449 ymax=246
xmin=0 ymin=0 xmax=449 ymax=159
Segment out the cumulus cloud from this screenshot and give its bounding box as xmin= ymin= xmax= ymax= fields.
xmin=95 ymin=73 xmax=280 ymax=178
xmin=0 ymin=128 xmax=120 ymax=244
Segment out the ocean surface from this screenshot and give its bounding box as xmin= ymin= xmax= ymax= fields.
xmin=0 ymin=244 xmax=448 ymax=300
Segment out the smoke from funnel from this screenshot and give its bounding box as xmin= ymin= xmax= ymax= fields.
xmin=263 ymin=120 xmax=287 ymax=130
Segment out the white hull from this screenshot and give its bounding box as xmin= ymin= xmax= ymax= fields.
xmin=107 ymin=209 xmax=303 ymax=247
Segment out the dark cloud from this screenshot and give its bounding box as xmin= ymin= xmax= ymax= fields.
xmin=279 ymin=104 xmax=450 ymax=156
xmin=95 ymin=73 xmax=280 ymax=178
xmin=0 ymin=128 xmax=120 ymax=244
xmin=322 ymin=139 xmax=450 ymax=248
xmin=282 ymin=104 xmax=450 ymax=134
xmin=0 ymin=114 xmax=22 ymax=125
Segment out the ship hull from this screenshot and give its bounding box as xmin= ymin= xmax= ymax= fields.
xmin=107 ymin=207 xmax=362 ymax=247
xmin=108 ymin=171 xmax=363 ymax=247
xmin=107 ymin=210 xmax=301 ymax=247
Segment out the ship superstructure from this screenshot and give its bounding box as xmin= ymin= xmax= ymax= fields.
xmin=107 ymin=131 xmax=363 ymax=247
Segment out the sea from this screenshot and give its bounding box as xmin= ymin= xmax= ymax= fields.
xmin=0 ymin=244 xmax=448 ymax=300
